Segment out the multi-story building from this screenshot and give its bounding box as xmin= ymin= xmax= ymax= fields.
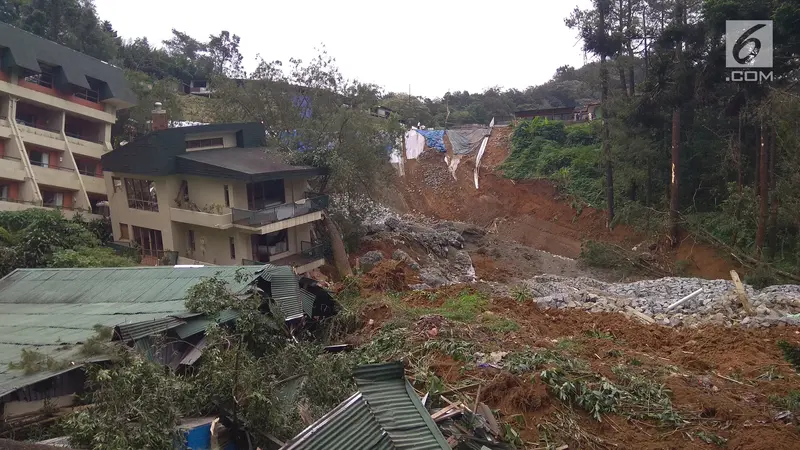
xmin=101 ymin=112 xmax=329 ymax=273
xmin=0 ymin=23 xmax=136 ymax=218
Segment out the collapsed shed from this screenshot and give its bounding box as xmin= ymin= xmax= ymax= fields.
xmin=0 ymin=265 xmax=334 ymax=422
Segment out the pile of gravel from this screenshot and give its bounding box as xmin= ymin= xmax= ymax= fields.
xmin=511 ymin=275 xmax=800 ymax=328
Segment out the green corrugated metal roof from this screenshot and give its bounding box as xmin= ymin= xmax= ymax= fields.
xmin=0 ymin=266 xmax=265 ymax=397
xmin=281 ymin=393 xmax=394 ymax=450
xmin=260 ymin=265 xmax=305 ymax=320
xmin=355 ymin=363 xmax=449 ymax=450
xmin=283 ymin=362 xmax=448 ymax=450
xmin=173 ymin=309 xmax=239 ymax=339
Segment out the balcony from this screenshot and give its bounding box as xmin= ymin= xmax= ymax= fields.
xmin=66 ymin=131 xmax=106 ymax=158
xmin=170 ymin=207 xmax=234 ymax=229
xmin=0 ymin=198 xmax=101 ymax=220
xmin=232 ymin=195 xmax=328 ymax=228
xmin=0 ymin=117 xmax=10 ymax=138
xmin=0 ymin=154 xmax=25 ymax=181
xmin=30 ymin=161 xmax=79 ymax=190
xmin=79 ymin=168 xmax=106 ymax=194
xmin=15 ymin=121 xmax=66 ymax=150
xmin=243 ymin=242 xmax=325 ymax=274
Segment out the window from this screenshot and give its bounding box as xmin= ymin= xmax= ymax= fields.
xmin=188 ymin=230 xmax=196 ymax=252
xmin=24 ymin=64 xmax=53 ymax=88
xmin=119 ymin=223 xmax=130 ymax=240
xmin=42 ymin=191 xmax=64 ymax=207
xmin=186 ymin=137 xmax=224 ymax=149
xmin=28 ymin=150 xmax=49 ymax=168
xmin=125 ymin=178 xmax=159 ymax=212
xmin=229 ymin=236 xmax=236 ymax=259
xmin=112 ymin=177 xmax=123 ymax=193
xmin=132 ymin=226 xmax=164 ymax=257
xmin=246 ymin=180 xmax=285 ymax=210
xmin=0 ymin=185 xmax=8 ymax=200
xmin=223 ymin=185 xmax=230 ymax=207
xmin=76 ymin=159 xmax=98 ymax=177
xmin=74 ymin=87 xmax=100 ymax=103
xmin=194 ymin=80 xmax=207 ymax=88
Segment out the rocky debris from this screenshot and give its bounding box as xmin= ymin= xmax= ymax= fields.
xmin=359 ymin=250 xmax=384 ymax=273
xmin=392 ymin=249 xmax=420 ymax=270
xmin=500 ymin=275 xmax=800 ymax=328
xmin=363 ymin=217 xmax=478 ymax=288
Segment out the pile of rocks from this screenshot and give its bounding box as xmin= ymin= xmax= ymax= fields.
xmin=511 ymin=275 xmax=800 ymax=328
xmin=359 ymin=217 xmax=480 ymax=288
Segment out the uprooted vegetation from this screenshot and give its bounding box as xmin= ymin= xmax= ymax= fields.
xmin=47 ymin=270 xmax=800 ymax=449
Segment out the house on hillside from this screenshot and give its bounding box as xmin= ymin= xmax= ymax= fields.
xmin=0 ymin=22 xmax=135 ymax=220
xmin=514 ymin=106 xmax=576 ymax=121
xmin=0 ymin=265 xmax=334 ymax=421
xmin=101 ymin=107 xmax=328 ymax=271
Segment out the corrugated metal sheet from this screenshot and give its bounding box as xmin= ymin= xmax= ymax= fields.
xmin=281 ymin=393 xmax=394 ymax=450
xmin=259 ymin=265 xmax=304 ymax=320
xmin=354 ymin=363 xmax=449 ymax=450
xmin=300 ymin=289 xmax=316 ymax=317
xmin=115 ymin=317 xmax=188 ymax=342
xmin=173 ymin=309 xmax=239 ymax=339
xmin=0 ymin=266 xmax=265 ymax=398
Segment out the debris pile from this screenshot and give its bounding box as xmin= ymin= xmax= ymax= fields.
xmin=360 ymin=217 xmax=480 ymax=288
xmin=510 ymin=275 xmax=800 ymax=328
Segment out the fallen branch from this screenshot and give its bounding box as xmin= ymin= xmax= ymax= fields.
xmin=713 ymin=371 xmax=753 ymax=387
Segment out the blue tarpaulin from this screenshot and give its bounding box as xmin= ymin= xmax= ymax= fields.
xmin=416 ymin=129 xmax=446 ymax=152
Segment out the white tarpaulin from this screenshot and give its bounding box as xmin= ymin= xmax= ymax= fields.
xmin=404 ymin=130 xmax=425 ymax=160
xmin=474 ymin=117 xmax=495 ymax=189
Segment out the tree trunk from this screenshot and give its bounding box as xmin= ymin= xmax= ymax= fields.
xmin=767 ymin=127 xmax=778 ymax=260
xmin=755 ymin=125 xmax=768 ymax=255
xmin=324 ymin=213 xmax=352 ymax=278
xmin=617 ymin=64 xmax=628 ymax=95
xmin=646 ymin=160 xmax=652 ymax=206
xmin=642 ymin=5 xmax=649 ymax=80
xmin=737 ymin=111 xmax=743 ymax=193
xmin=599 ymin=2 xmax=614 ymax=227
xmin=670 ymin=108 xmax=681 ymax=245
xmin=626 ymin=0 xmax=635 ymax=95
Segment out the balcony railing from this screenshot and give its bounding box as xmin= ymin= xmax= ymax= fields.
xmin=78 ymin=168 xmax=103 ymax=177
xmin=29 ymin=160 xmax=74 ymax=172
xmin=0 ymin=154 xmax=22 ymax=162
xmin=300 ymin=241 xmax=324 ymax=259
xmin=231 ymin=194 xmax=329 ymax=227
xmin=66 ymin=131 xmax=103 ymax=144
xmin=24 ymin=73 xmax=53 ymax=89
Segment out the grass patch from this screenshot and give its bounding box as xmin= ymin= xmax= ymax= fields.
xmin=555 ymin=338 xmax=581 ymax=351
xmin=510 ymin=284 xmax=532 ymax=302
xmin=769 ymin=390 xmax=800 ymax=414
xmin=777 ymin=340 xmax=800 ymax=372
xmin=483 ymin=317 xmax=520 ymax=333
xmin=401 ymin=289 xmax=490 ymax=323
xmin=423 ymin=339 xmax=475 ymax=362
xmin=583 ymin=329 xmax=614 ymax=340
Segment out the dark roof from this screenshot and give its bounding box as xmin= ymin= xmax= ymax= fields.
xmin=0 ymin=22 xmax=136 ymax=106
xmin=176 ymin=147 xmax=324 ymax=182
xmin=101 ymin=122 xmax=268 ymax=177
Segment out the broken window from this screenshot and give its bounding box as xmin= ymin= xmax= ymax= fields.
xmin=125 ymin=178 xmax=159 ymax=212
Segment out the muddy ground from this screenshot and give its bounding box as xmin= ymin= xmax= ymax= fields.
xmin=347 ymin=282 xmax=800 ymax=450
xmin=386 ymin=126 xmax=737 ymax=281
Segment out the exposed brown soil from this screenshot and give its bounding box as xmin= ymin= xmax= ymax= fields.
xmin=373 ymin=289 xmax=800 ymax=449
xmin=388 ymin=126 xmax=739 ymax=280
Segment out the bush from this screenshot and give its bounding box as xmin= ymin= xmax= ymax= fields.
xmin=50 ymin=247 xmax=137 ymax=268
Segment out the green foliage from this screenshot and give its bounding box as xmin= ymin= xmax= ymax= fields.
xmin=8 ymin=349 xmax=71 ymax=375
xmin=422 ymin=339 xmax=475 ymax=362
xmin=50 ymin=247 xmax=137 ymax=268
xmin=696 ymin=431 xmax=728 ymax=447
xmin=777 ymin=341 xmax=800 ymax=372
xmin=510 ymin=283 xmax=532 ymax=302
xmin=80 ymin=325 xmax=114 ymax=357
xmin=769 ymin=390 xmax=800 ymax=414
xmin=579 ymin=240 xmax=627 ymax=269
xmin=483 ymin=317 xmax=520 ymax=333
xmin=63 ymin=352 xmax=185 ymax=450
xmin=0 ymin=210 xmax=136 ymax=277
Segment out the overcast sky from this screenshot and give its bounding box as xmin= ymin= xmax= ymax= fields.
xmin=94 ymin=0 xmax=593 ymax=98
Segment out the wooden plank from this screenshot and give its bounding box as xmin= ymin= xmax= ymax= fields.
xmin=624 ymin=306 xmax=656 ymax=324
xmin=730 ymin=270 xmax=754 ymax=315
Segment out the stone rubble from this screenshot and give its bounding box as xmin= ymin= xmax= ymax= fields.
xmin=506 ymin=275 xmax=800 ymax=328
